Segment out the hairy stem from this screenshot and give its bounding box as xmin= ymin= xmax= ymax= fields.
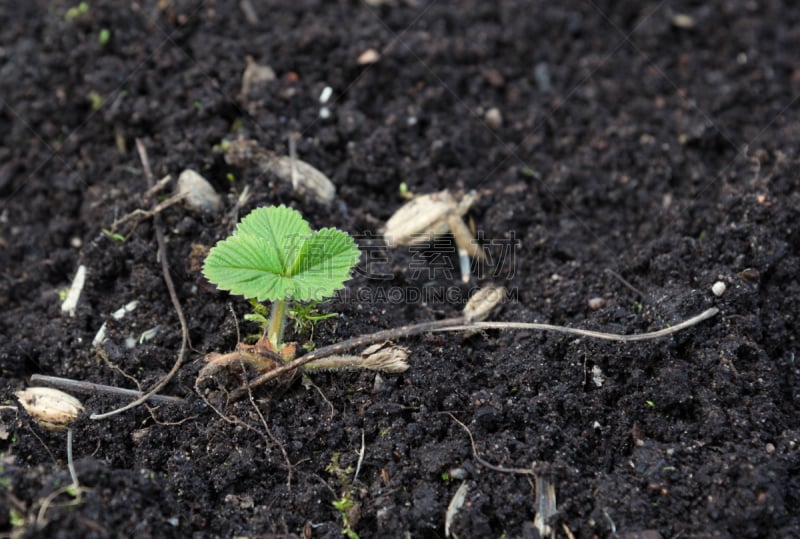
xmin=268 ymin=299 xmax=288 ymax=350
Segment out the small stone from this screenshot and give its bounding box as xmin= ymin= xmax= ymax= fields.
xmin=448 ymin=467 xmax=468 ymax=480
xmin=484 ymin=107 xmax=502 ymax=129
xmin=765 ymin=443 xmax=775 ymax=454
xmin=177 ymin=169 xmax=221 ymax=213
xmin=588 ymin=297 xmax=606 ymax=310
xmin=483 ymin=68 xmax=505 ymax=87
xmin=711 ymin=281 xmax=726 ymax=297
xmin=591 ymin=365 xmax=606 ymax=387
xmin=671 ymin=14 xmax=696 ymax=29
xmin=319 ymin=86 xmax=333 ymax=104
xmin=534 ymin=62 xmax=552 ymax=93
xmin=356 ymin=48 xmax=380 ymax=65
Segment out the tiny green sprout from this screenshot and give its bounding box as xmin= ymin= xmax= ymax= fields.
xmin=226 ymin=172 xmax=235 ymax=183
xmin=327 ymin=453 xmax=359 ymax=539
xmin=65 ymin=1 xmax=89 ymax=20
xmin=646 ymin=400 xmax=656 ymax=409
xmin=88 ymin=91 xmax=104 ymax=110
xmin=441 ymin=471 xmax=451 ymax=482
xmin=101 ymin=229 xmax=127 ymax=242
xmin=98 ymin=28 xmax=111 ymax=45
xmin=398 ymin=181 xmax=414 ymax=200
xmin=332 ymin=496 xmax=354 ymax=512
xmin=9 ymin=509 xmax=24 ymax=528
xmin=662 ymin=465 xmax=676 ymax=472
xmin=289 ymin=300 xmax=337 ymax=334
xmin=203 ymin=205 xmax=360 ymax=356
xmin=58 ymin=288 xmax=69 ymax=301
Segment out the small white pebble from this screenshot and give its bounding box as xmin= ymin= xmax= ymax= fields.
xmin=588 ymin=296 xmax=606 ymax=310
xmin=319 ymin=106 xmax=331 ymax=120
xmin=70 ymin=237 xmax=82 ymax=249
xmin=671 ymin=13 xmax=696 ymax=29
xmin=319 ymin=85 xmax=333 ymax=104
xmin=61 ymin=265 xmax=87 ymax=317
xmin=177 ymin=169 xmax=221 ymax=213
xmin=711 ymin=281 xmax=726 ymax=297
xmin=356 ymin=48 xmax=380 ymax=65
xmin=591 ymin=365 xmax=606 ymax=387
xmin=484 ymin=107 xmax=502 ymax=129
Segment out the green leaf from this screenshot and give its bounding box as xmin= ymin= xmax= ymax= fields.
xmin=202 ymin=206 xmax=360 ymax=302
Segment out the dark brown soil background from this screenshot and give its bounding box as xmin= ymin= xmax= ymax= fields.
xmin=1 ymin=1 xmax=799 ymax=537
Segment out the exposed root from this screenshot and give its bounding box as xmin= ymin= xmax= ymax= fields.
xmin=91 ymin=139 xmax=190 ymax=420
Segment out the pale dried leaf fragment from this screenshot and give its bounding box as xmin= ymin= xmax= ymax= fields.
xmin=383 ymin=189 xmax=478 ymax=247
xmin=16 ymin=388 xmax=84 ymax=431
xmin=360 ymin=342 xmax=410 ymax=373
xmin=384 ymin=189 xmax=483 ymax=282
xmin=241 ymin=55 xmax=276 ymax=99
xmin=224 ymin=138 xmax=336 ymax=205
xmin=463 ymin=284 xmax=506 ymax=323
xmin=270 ymin=156 xmax=336 ymax=205
xmin=304 ymin=343 xmax=409 ymax=373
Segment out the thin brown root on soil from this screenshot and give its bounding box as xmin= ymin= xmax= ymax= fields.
xmin=242 ymin=308 xmax=718 ymax=397
xmin=432 ymin=307 xmax=719 ymax=342
xmin=240 ymin=359 xmax=294 ymax=489
xmin=91 ymin=140 xmax=190 ymax=420
xmin=445 ymin=412 xmax=534 ymax=476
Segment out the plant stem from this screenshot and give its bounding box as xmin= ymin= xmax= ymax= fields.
xmin=268 ymin=299 xmax=288 ymax=350
xmin=240 ymin=317 xmax=466 ymax=396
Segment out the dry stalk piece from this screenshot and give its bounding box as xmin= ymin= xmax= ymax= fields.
xmin=533 ymin=474 xmax=557 ymax=539
xmin=29 ymin=374 xmax=184 ymax=405
xmin=224 ymin=137 xmax=336 ymax=205
xmin=383 ymin=189 xmax=484 ymax=282
xmin=15 ymin=388 xmax=84 ymax=431
xmin=60 ymin=265 xmax=86 ymax=317
xmin=445 ymin=482 xmax=469 ymax=538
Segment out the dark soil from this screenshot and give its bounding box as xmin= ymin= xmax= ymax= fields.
xmin=1 ymin=1 xmax=799 ymax=537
